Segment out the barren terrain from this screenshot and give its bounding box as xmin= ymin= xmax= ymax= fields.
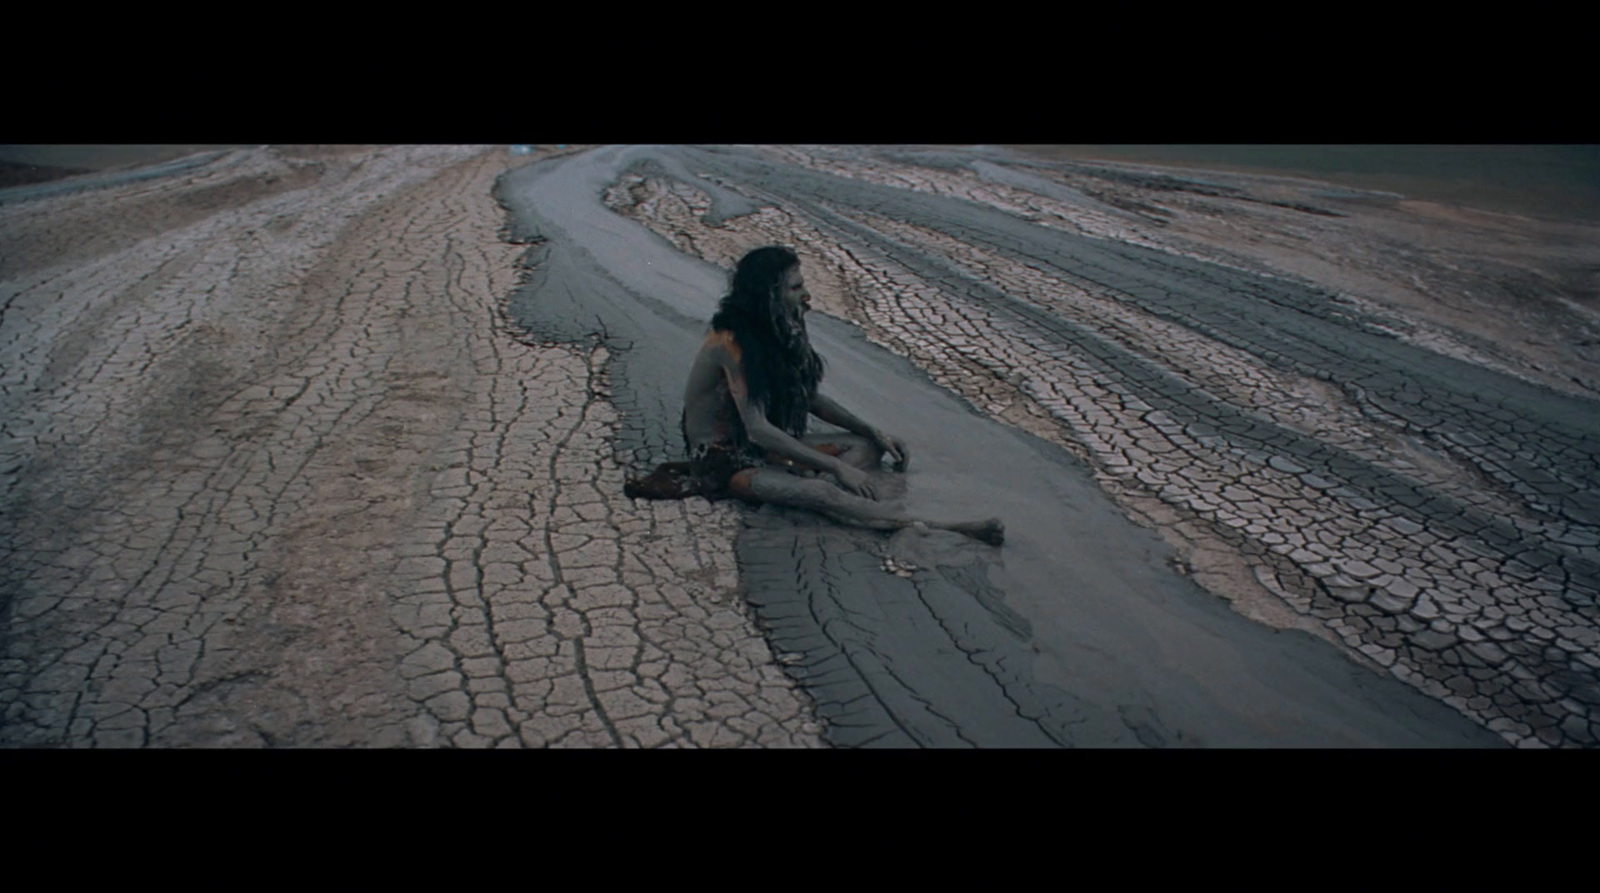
xmin=0 ymin=146 xmax=821 ymax=747
xmin=3 ymin=144 xmax=1596 ymax=747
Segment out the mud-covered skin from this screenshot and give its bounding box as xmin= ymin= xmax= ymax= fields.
xmin=0 ymin=146 xmax=823 ymax=748
xmin=678 ymin=285 xmax=994 ymax=535
xmin=735 ymin=441 xmax=1004 ymax=545
xmin=594 ymin=145 xmax=1599 ymax=748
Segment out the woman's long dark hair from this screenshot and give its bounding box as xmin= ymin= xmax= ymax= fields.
xmin=710 ymin=246 xmax=824 ymax=444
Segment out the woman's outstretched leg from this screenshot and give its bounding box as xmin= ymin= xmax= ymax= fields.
xmin=731 ymin=468 xmax=1003 ymax=545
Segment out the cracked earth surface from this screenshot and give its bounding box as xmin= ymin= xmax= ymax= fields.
xmin=6 ymin=144 xmax=1595 ymax=749
xmin=591 ymin=145 xmax=1600 ymax=748
xmin=0 ymin=145 xmax=822 ymax=747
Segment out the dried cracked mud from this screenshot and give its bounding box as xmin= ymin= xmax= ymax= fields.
xmin=0 ymin=146 xmax=821 ymax=747
xmin=4 ymin=143 xmax=1596 ymax=748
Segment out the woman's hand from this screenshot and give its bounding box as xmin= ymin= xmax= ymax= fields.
xmin=833 ymin=464 xmax=879 ymax=501
xmin=872 ymin=430 xmax=911 ymax=471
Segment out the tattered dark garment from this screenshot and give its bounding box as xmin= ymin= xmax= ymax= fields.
xmin=624 ymin=442 xmax=763 ymax=501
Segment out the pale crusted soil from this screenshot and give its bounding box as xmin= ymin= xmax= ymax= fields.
xmin=0 ymin=146 xmax=822 ymax=747
xmin=602 ymin=146 xmax=1600 ymax=748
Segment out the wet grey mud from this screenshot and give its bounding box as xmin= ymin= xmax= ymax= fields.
xmin=4 ymin=145 xmax=1596 ymax=747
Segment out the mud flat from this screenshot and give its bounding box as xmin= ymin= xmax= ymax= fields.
xmin=501 ymin=145 xmax=1591 ymax=747
xmin=4 ymin=144 xmax=1593 ymax=748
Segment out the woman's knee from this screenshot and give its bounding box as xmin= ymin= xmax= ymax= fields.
xmin=728 ymin=468 xmax=761 ymax=502
xmin=833 ymin=434 xmax=883 ymax=469
xmin=852 ymin=444 xmax=885 ymax=470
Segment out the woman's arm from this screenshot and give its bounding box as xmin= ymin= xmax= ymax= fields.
xmin=718 ymin=348 xmax=881 ymax=499
xmin=810 ymin=393 xmax=910 ymax=471
xmin=809 ymin=393 xmax=874 ymax=436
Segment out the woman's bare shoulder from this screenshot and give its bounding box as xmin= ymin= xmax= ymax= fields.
xmin=701 ymin=329 xmax=740 ymax=360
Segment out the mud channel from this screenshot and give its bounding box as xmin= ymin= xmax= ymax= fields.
xmin=498 ymin=145 xmax=1599 ymax=748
